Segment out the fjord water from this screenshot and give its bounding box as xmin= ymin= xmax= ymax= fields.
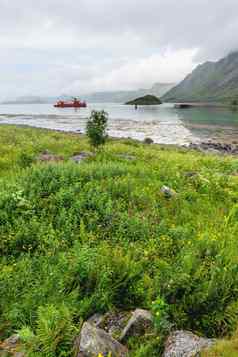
xmin=0 ymin=103 xmax=238 ymax=145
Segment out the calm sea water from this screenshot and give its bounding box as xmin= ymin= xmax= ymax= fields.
xmin=0 ymin=103 xmax=238 ymax=145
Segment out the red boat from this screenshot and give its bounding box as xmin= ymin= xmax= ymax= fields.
xmin=54 ymin=98 xmax=87 ymax=108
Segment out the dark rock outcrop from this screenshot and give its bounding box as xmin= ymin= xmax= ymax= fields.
xmin=188 ymin=141 xmax=238 ymax=155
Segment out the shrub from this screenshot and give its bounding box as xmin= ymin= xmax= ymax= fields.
xmin=152 ymin=297 xmax=171 ymax=333
xmin=18 ymin=304 xmax=77 ymax=357
xmin=86 ymin=110 xmax=108 ymax=149
xmin=144 ymin=137 xmax=154 ymax=145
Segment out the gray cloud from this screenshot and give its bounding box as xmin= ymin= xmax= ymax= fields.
xmin=0 ymin=0 xmax=238 ymax=98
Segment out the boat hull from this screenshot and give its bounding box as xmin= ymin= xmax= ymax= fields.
xmin=54 ymin=103 xmax=87 ymax=108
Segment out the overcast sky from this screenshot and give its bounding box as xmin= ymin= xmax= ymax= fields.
xmin=1 ymin=0 xmax=238 ymax=99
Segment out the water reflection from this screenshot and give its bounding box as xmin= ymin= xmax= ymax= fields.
xmin=176 ymin=106 xmax=238 ymax=142
xmin=0 ymin=103 xmax=238 ymax=144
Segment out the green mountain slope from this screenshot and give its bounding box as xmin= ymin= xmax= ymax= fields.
xmin=163 ymin=52 xmax=238 ymax=103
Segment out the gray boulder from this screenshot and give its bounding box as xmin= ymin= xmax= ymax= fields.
xmin=120 ymin=309 xmax=153 ymax=342
xmin=87 ymin=313 xmax=104 ymax=328
xmin=161 ymin=186 xmax=177 ymax=198
xmin=75 ymin=322 xmax=128 ymax=357
xmin=71 ymin=152 xmax=93 ymax=163
xmin=163 ymin=330 xmax=215 ymax=357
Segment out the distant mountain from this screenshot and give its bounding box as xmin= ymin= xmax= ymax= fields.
xmin=1 ymin=83 xmax=175 ymax=105
xmin=1 ymin=96 xmax=57 ymax=104
xmin=163 ymin=52 xmax=238 ymax=103
xmin=83 ymin=82 xmax=175 ymax=103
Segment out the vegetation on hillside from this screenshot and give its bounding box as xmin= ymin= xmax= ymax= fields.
xmin=0 ymin=125 xmax=238 ymax=355
xmin=125 ymin=95 xmax=162 ymax=105
xmin=163 ymin=51 xmax=238 ymax=103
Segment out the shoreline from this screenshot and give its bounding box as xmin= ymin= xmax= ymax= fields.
xmin=1 ymin=122 xmax=238 ymax=156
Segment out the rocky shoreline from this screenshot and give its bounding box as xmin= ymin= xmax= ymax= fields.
xmin=1 ymin=123 xmax=238 ymax=156
xmin=187 ymin=141 xmax=238 ymax=155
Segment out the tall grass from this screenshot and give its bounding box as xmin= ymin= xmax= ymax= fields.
xmin=0 ymin=125 xmax=238 ymax=355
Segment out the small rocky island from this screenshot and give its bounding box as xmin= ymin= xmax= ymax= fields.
xmin=125 ymin=94 xmax=162 ymax=105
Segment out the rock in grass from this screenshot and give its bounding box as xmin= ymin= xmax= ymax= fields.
xmin=163 ymin=330 xmax=215 ymax=357
xmin=0 ymin=335 xmax=25 ymax=357
xmin=87 ymin=313 xmax=104 ymax=328
xmin=3 ymin=335 xmax=20 ymax=348
xmin=161 ymin=186 xmax=177 ymax=198
xmin=75 ymin=322 xmax=128 ymax=357
xmin=120 ymin=309 xmax=153 ymax=342
xmin=70 ymin=152 xmax=94 ymax=163
xmin=37 ymin=153 xmax=64 ymax=163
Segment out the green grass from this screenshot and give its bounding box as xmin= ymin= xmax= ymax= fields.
xmin=1 ymin=125 xmax=238 ymax=356
xmin=202 ymin=329 xmax=238 ymax=356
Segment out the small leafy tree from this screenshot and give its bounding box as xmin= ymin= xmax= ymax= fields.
xmin=86 ymin=110 xmax=108 ymax=149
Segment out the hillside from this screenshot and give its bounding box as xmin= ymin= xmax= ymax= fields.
xmin=0 ymin=125 xmax=238 ymax=355
xmin=125 ymin=94 xmax=162 ymax=105
xmin=163 ymin=52 xmax=238 ymax=103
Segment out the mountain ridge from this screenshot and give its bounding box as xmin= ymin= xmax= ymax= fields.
xmin=163 ymin=51 xmax=238 ymax=103
xmin=83 ymin=82 xmax=175 ymax=103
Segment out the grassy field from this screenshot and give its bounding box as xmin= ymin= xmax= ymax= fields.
xmin=1 ymin=125 xmax=238 ymax=356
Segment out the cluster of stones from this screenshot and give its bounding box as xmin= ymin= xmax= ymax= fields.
xmin=0 ymin=310 xmax=215 ymax=357
xmin=37 ymin=150 xmax=94 ymax=163
xmin=188 ymin=141 xmax=238 ymax=155
xmin=74 ymin=309 xmax=215 ymax=356
xmin=75 ymin=309 xmax=153 ymax=356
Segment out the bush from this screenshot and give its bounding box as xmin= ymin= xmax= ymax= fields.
xmin=86 ymin=110 xmax=108 ymax=149
xmin=18 ymin=304 xmax=77 ymax=357
xmin=144 ymin=137 xmax=154 ymax=145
